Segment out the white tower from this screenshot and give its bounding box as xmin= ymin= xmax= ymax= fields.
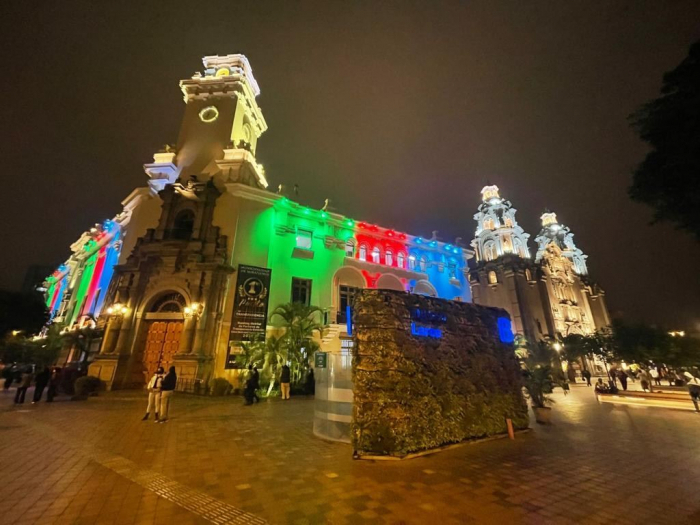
xmin=471 ymin=185 xmax=531 ymax=262
xmin=534 ymin=212 xmax=588 ymax=275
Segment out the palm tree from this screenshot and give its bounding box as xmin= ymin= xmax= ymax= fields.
xmin=270 ymin=302 xmax=325 ymax=384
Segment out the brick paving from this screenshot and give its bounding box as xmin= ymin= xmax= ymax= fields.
xmin=1 ymin=384 xmax=699 ymax=524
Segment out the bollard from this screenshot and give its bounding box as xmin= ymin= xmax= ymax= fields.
xmin=506 ymin=418 xmax=515 ymax=440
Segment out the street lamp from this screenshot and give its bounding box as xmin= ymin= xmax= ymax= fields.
xmin=184 ymin=302 xmax=204 ymax=319
xmin=106 ymin=303 xmax=129 ymax=317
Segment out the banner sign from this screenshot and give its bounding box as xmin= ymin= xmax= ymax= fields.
xmin=225 ymin=264 xmax=272 ymax=369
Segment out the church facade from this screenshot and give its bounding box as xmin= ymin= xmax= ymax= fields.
xmin=46 ymin=55 xmax=473 ymax=390
xmin=469 ymin=185 xmax=610 ymax=348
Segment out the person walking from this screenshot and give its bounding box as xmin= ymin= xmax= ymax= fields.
xmin=639 ymin=369 xmax=650 ymax=392
xmin=582 ymin=369 xmax=592 ymax=387
xmin=32 ymin=366 xmax=51 ymax=403
xmin=685 ymin=373 xmax=700 ymax=412
xmin=650 ymin=367 xmax=661 ymax=386
xmin=142 ymin=367 xmax=164 ymax=421
xmin=3 ymin=363 xmax=17 ymax=390
xmin=46 ymin=367 xmax=61 ymax=402
xmin=618 ymin=369 xmax=629 ymax=391
xmin=14 ymin=368 xmax=33 ymax=404
xmin=280 ymin=363 xmax=291 ymax=400
xmin=159 ymin=366 xmax=177 ymax=423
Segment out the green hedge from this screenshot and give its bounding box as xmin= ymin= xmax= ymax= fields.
xmin=352 ymin=290 xmax=528 ymax=457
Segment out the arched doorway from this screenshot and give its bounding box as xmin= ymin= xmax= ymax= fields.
xmin=413 ymin=280 xmax=438 ymax=297
xmin=142 ymin=292 xmax=186 ymax=381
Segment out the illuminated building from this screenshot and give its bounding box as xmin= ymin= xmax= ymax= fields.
xmin=45 ymin=55 xmax=473 ymax=389
xmin=469 ymin=185 xmax=610 ymax=347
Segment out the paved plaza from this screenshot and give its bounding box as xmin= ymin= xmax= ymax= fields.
xmin=1 ymin=384 xmax=699 ymax=525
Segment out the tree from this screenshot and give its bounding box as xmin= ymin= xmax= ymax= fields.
xmin=269 ymin=302 xmax=325 ymax=384
xmin=629 ymin=40 xmax=700 ymax=241
xmin=609 ymin=319 xmax=700 ymax=368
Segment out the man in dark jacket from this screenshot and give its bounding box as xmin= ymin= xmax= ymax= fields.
xmin=159 ymin=366 xmax=177 ymax=423
xmin=32 ymin=366 xmax=51 ymax=403
xmin=582 ymin=369 xmax=592 ymax=387
xmin=280 ymin=364 xmax=291 ymax=400
xmin=251 ymin=366 xmax=260 ymax=403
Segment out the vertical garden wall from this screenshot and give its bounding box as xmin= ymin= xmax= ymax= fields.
xmin=352 ymin=290 xmax=528 ymax=457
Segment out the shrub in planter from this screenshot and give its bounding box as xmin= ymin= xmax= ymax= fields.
xmin=73 ymin=376 xmax=104 ymax=399
xmin=210 ymin=377 xmax=232 ymax=396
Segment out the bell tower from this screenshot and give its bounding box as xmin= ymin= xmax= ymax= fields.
xmin=534 ymin=212 xmax=588 ymax=275
xmin=144 ymin=54 xmax=269 ymax=192
xmin=471 ymin=185 xmax=531 ymax=262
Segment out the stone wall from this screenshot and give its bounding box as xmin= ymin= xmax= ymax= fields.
xmin=352 ymin=290 xmax=528 ymax=457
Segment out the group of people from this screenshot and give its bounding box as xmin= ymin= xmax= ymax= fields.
xmin=142 ymin=366 xmax=177 ymax=423
xmin=243 ymin=364 xmax=315 ymax=404
xmin=3 ymin=364 xmax=62 ymax=404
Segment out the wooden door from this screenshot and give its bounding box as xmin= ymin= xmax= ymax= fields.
xmin=143 ymin=321 xmax=183 ymax=381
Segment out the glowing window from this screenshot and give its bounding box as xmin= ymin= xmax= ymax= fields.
xmin=484 ymin=242 xmax=497 ymax=261
xmin=419 ymin=256 xmax=427 ymax=272
xmin=371 ymin=247 xmax=381 ymax=264
xmin=408 ymin=255 xmax=416 ymax=270
xmin=345 ymin=241 xmax=355 ymax=257
xmin=359 ymin=245 xmax=368 ymax=261
xmin=488 ymin=271 xmax=498 ymax=284
xmin=484 ymin=218 xmax=495 ymax=230
xmin=385 ymin=250 xmax=393 ymax=266
xmin=397 ymin=252 xmax=405 ymax=269
xmin=504 ymin=218 xmax=513 ymax=228
xmin=295 ymin=229 xmax=312 ymax=250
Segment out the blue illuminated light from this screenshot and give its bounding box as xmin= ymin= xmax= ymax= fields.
xmin=411 ymin=322 xmax=442 ymax=339
xmin=346 ymin=306 xmax=352 ymax=336
xmin=497 ymin=317 xmax=515 ymax=343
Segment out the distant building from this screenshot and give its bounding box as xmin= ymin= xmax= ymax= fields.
xmin=469 ymin=185 xmax=610 ymax=349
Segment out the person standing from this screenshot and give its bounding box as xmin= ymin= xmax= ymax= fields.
xmin=159 ymin=366 xmax=177 ymax=423
xmin=582 ymin=369 xmax=592 ymax=387
xmin=14 ymin=368 xmax=33 ymax=404
xmin=46 ymin=368 xmax=61 ymax=402
xmin=32 ymin=367 xmax=51 ymax=403
xmin=142 ymin=367 xmax=164 ymax=421
xmin=280 ymin=363 xmax=291 ymax=400
xmin=251 ymin=366 xmax=260 ymax=403
xmin=305 ymin=368 xmax=315 ymax=395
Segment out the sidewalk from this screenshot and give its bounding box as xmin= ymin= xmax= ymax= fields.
xmin=1 ymin=386 xmax=700 ymax=524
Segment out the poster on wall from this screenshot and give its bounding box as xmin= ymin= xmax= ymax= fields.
xmin=225 ymin=264 xmax=272 ymax=369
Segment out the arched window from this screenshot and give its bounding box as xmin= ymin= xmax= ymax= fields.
xmin=484 ymin=242 xmax=497 ymax=261
xmin=504 ymin=217 xmax=513 ymax=228
xmin=358 ymin=244 xmax=368 ymax=261
xmin=397 ymin=252 xmax=405 ymax=269
xmin=502 ymin=235 xmax=512 ymax=253
xmin=371 ymin=247 xmax=381 ymax=264
xmin=345 ymin=240 xmax=355 ymax=258
xmin=419 ymin=256 xmax=427 ymax=272
xmin=488 ymin=270 xmax=498 ymax=285
xmin=408 ymin=254 xmax=416 ymax=270
xmin=448 ymin=259 xmax=457 ymax=279
xmin=172 ymin=209 xmax=195 ymax=240
xmin=385 ymin=250 xmax=393 ymax=267
xmin=483 ymin=218 xmax=495 ymax=230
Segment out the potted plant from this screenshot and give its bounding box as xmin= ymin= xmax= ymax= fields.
xmin=522 ymin=364 xmax=556 ymax=424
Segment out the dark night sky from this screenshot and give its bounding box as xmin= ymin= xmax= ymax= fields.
xmin=1 ymin=1 xmax=699 ymax=329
